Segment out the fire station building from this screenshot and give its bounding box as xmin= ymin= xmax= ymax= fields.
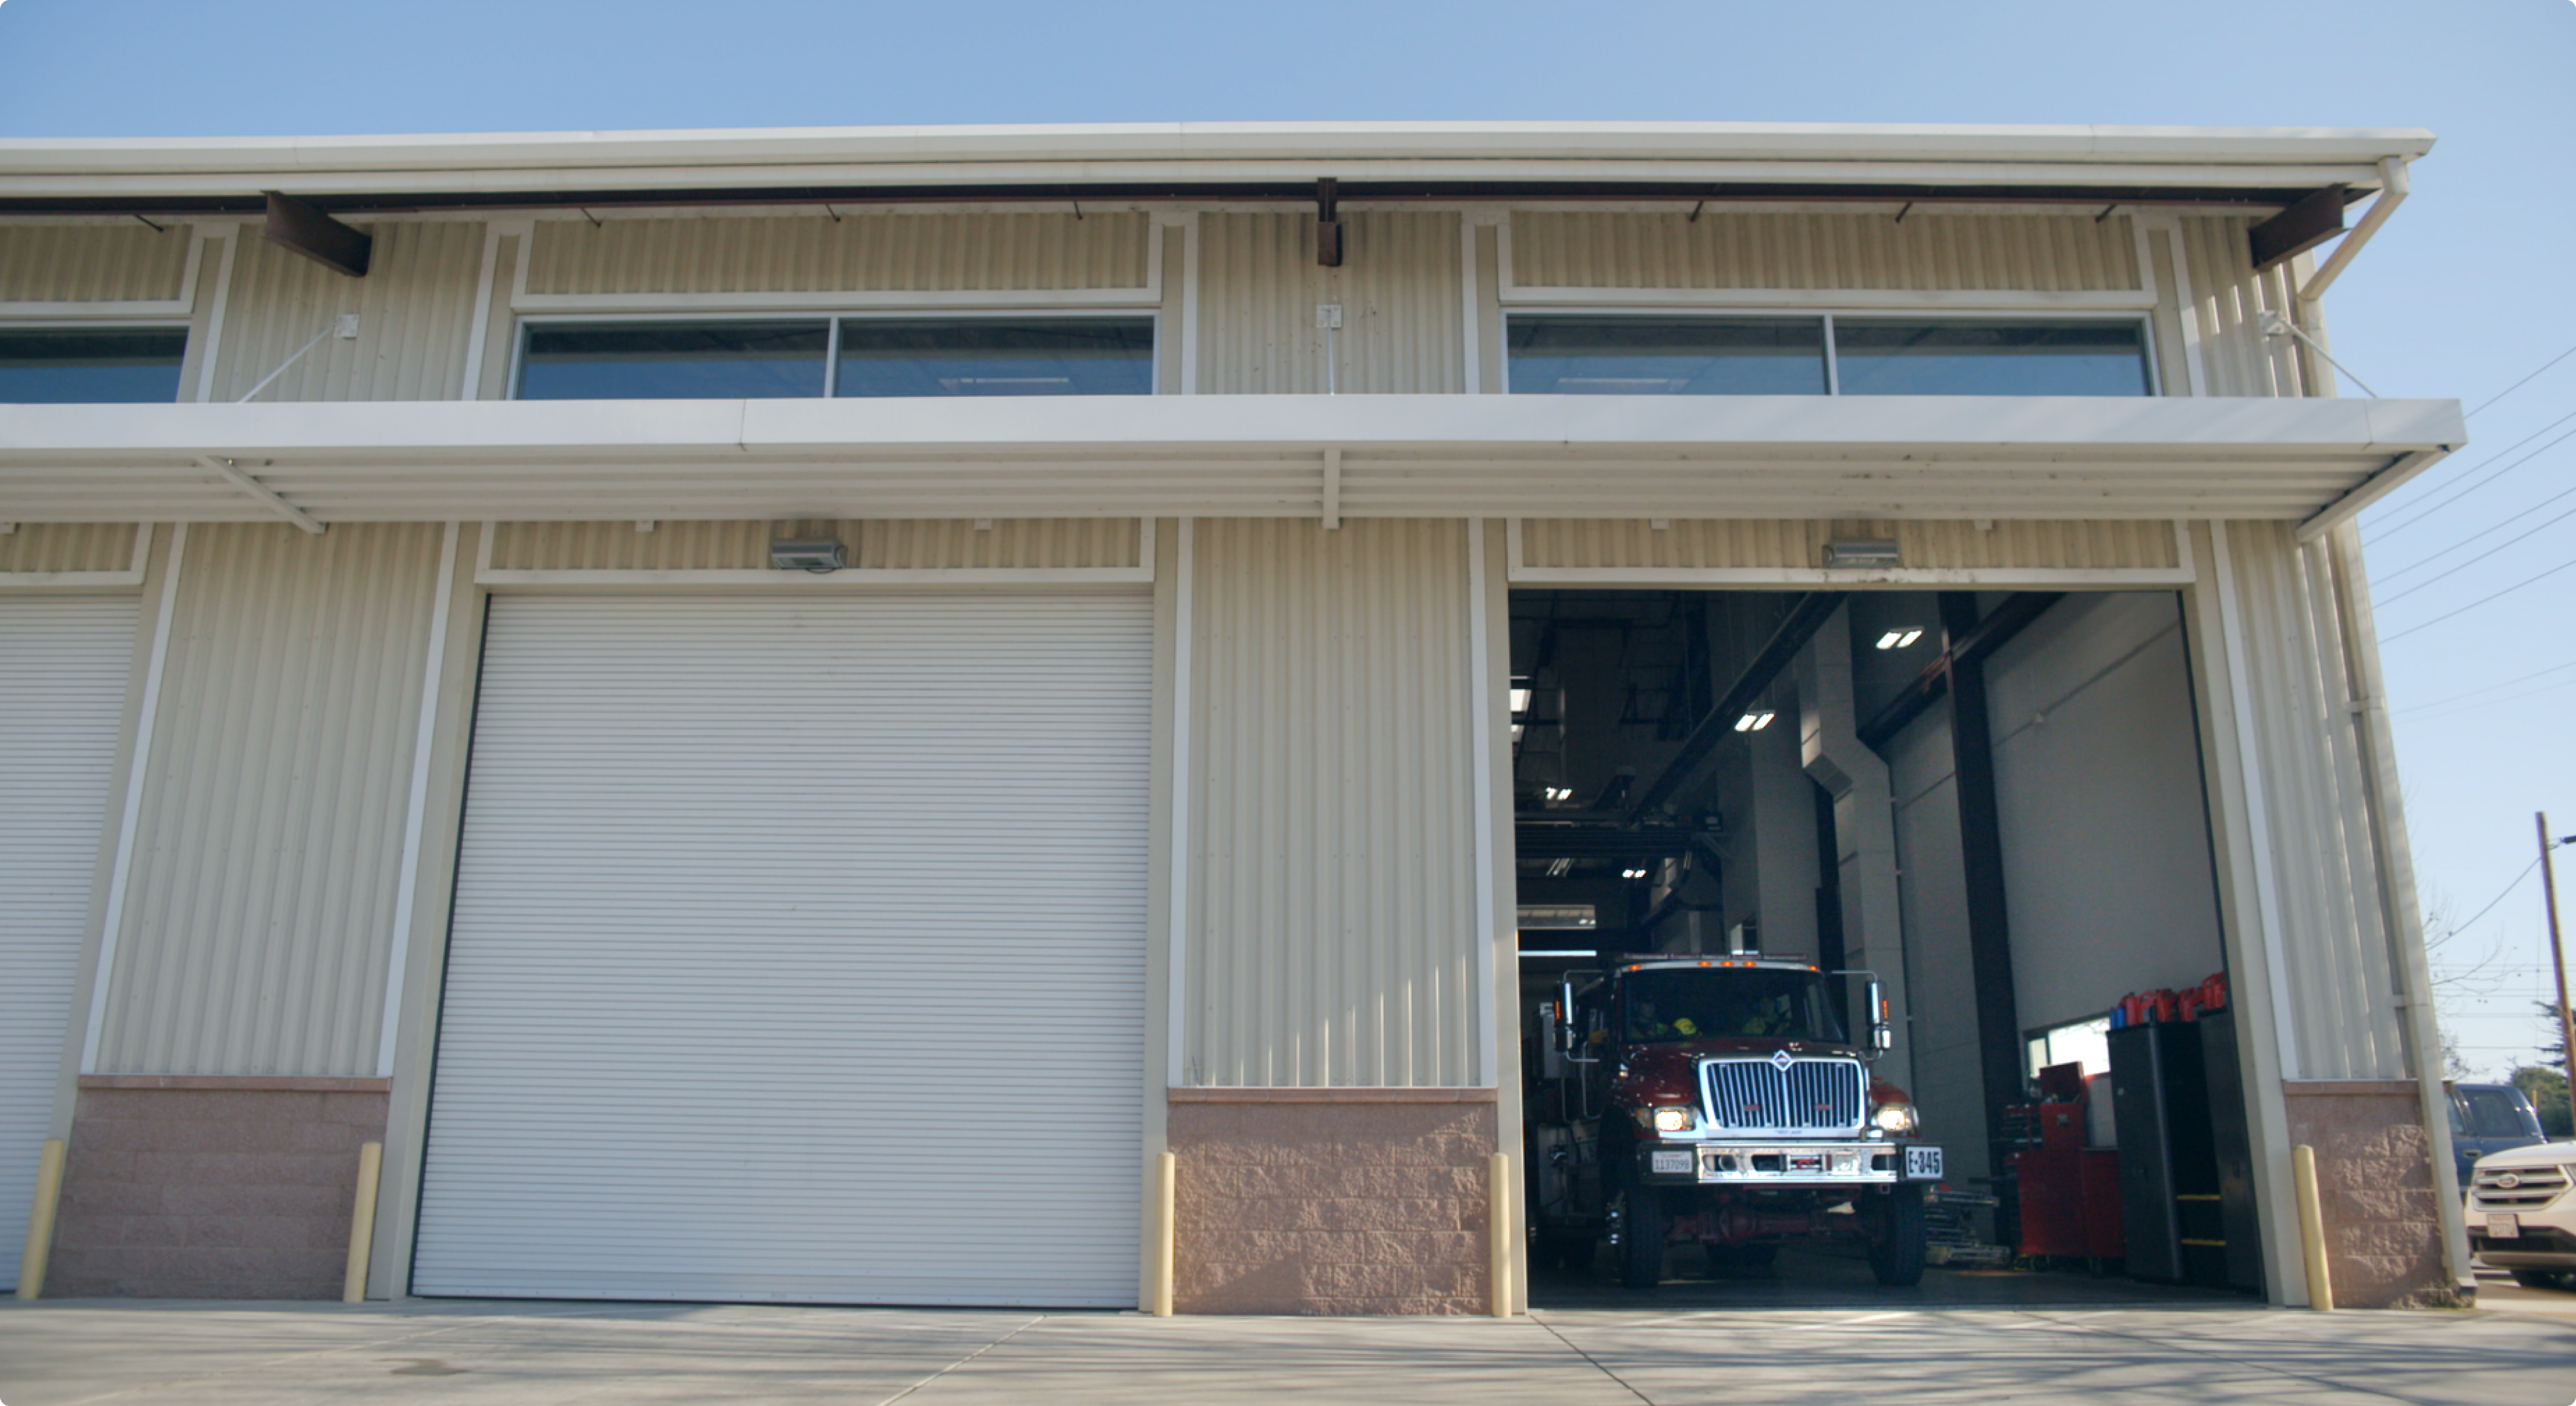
xmin=0 ymin=122 xmax=2467 ymax=1313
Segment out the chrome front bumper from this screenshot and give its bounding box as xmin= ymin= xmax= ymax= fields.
xmin=1638 ymin=1140 xmax=1943 ymax=1186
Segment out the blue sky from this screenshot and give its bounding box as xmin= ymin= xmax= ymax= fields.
xmin=3 ymin=0 xmax=2571 ymax=1076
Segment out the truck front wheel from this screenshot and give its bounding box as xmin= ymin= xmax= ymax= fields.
xmin=1617 ymin=1189 xmax=1669 ymax=1289
xmin=1869 ymin=1184 xmax=1928 ymax=1287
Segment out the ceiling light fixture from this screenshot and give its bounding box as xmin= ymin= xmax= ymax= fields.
xmin=1510 ymin=687 xmax=1533 ymax=714
xmin=1733 ymin=710 xmax=1776 ymax=733
xmin=1875 ymin=628 xmax=1925 ymax=650
xmin=1622 ymin=867 xmax=1650 ymax=881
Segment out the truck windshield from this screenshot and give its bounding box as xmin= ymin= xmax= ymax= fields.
xmin=1620 ymin=968 xmax=1844 ymax=1044
xmin=2455 ymin=1086 xmax=2544 ymax=1140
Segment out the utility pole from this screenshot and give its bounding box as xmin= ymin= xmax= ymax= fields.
xmin=2542 ymin=811 xmax=2574 ymax=1081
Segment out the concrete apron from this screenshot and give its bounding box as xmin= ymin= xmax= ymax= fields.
xmin=5 ymin=1297 xmax=2575 ymax=1405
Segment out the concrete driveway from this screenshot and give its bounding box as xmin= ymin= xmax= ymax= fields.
xmin=5 ymin=1295 xmax=2574 ymax=1405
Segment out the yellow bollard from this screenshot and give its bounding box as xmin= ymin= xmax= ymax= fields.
xmin=2293 ymin=1143 xmax=2334 ymax=1311
xmin=1489 ymin=1152 xmax=1514 ymax=1318
xmin=16 ymin=1138 xmax=66 ymax=1301
xmin=343 ymin=1141 xmax=383 ymax=1304
xmin=1150 ymin=1151 xmax=1177 ymax=1317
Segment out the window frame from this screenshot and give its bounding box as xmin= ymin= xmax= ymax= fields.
xmin=1504 ymin=307 xmax=2162 ymax=399
xmin=507 ymin=309 xmax=1165 ymax=402
xmin=0 ymin=319 xmax=193 ymax=404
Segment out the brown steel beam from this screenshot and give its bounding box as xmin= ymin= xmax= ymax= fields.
xmin=1625 ymin=592 xmax=1841 ymax=824
xmin=1940 ymin=592 xmax=2027 ymax=1187
xmin=263 ymin=191 xmax=371 ymax=277
xmin=2249 ymin=185 xmax=2347 ymax=272
xmin=1315 ymin=178 xmax=1344 ymax=267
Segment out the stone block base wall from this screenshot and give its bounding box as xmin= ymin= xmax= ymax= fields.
xmin=1168 ymin=1090 xmax=1496 ymax=1315
xmin=46 ymin=1077 xmax=388 ymax=1298
xmin=2283 ymin=1080 xmax=2456 ymax=1309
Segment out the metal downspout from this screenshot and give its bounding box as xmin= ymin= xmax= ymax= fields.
xmin=2299 ymin=156 xmax=2410 ymax=307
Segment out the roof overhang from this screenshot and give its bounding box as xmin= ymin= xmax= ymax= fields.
xmin=0 ymin=395 xmax=2463 ymax=533
xmin=0 ymin=121 xmax=2434 ymax=214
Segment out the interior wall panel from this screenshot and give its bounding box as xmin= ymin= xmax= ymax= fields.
xmin=1509 ymin=211 xmax=2142 ymax=292
xmin=1185 ymin=518 xmax=1479 ymax=1087
xmin=1517 ymin=518 xmax=2182 ymax=571
xmin=487 ymin=518 xmax=1141 ymax=571
xmin=91 ymin=523 xmax=443 ymax=1075
xmin=205 ymin=222 xmax=485 ymax=403
xmin=0 ymin=223 xmax=194 ymax=303
xmin=1197 ymin=211 xmax=1463 ymax=394
xmin=523 ymin=212 xmax=1150 ymax=294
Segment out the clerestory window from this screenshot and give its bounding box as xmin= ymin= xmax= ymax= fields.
xmin=514 ymin=316 xmax=1156 ymax=400
xmin=0 ymin=327 xmax=189 ymax=403
xmin=1507 ymin=315 xmax=2153 ymax=397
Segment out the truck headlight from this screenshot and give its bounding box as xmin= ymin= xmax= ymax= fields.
xmin=1652 ymin=1106 xmax=1698 ymax=1134
xmin=1873 ymin=1103 xmax=1918 ymax=1135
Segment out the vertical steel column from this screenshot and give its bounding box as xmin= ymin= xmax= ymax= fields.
xmin=1939 ymin=594 xmax=2026 ymax=1180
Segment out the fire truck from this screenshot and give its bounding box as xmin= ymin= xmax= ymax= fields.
xmin=1527 ymin=955 xmax=1943 ymax=1288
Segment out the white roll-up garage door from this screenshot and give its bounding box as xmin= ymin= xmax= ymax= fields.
xmin=414 ymin=594 xmax=1150 ymax=1306
xmin=0 ymin=598 xmax=135 ymax=1292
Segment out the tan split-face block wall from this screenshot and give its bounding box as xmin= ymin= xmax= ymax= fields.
xmin=1168 ymin=1095 xmax=1498 ymax=1315
xmin=46 ymin=1082 xmax=387 ymax=1298
xmin=2284 ymin=1082 xmax=2451 ymax=1309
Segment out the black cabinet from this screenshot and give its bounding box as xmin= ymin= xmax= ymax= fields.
xmin=2108 ymin=1015 xmax=2260 ymax=1292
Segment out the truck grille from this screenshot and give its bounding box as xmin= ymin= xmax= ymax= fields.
xmin=1700 ymin=1057 xmax=1866 ymax=1136
xmin=2470 ymin=1163 xmax=2571 ymax=1210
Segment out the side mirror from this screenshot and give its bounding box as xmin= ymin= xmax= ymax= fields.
xmin=1869 ymin=980 xmax=1893 ymax=1052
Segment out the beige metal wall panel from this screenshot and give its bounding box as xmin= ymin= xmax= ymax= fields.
xmin=92 ymin=523 xmax=444 ymax=1075
xmin=0 ymin=223 xmax=193 ymax=303
xmin=1517 ymin=518 xmax=2180 ymax=571
xmin=0 ymin=523 xmax=139 ymax=574
xmin=1185 ymin=518 xmax=1480 ymax=1087
xmin=205 ymin=222 xmax=485 ymax=403
xmin=2180 ymin=217 xmax=2309 ymax=398
xmin=2221 ymin=519 xmax=2404 ymax=1079
xmin=486 ymin=518 xmax=1142 ymax=570
xmin=523 ymin=213 xmax=1150 ymax=294
xmin=1197 ymin=212 xmax=1463 ymax=394
xmin=1509 ymin=211 xmax=2142 ymax=292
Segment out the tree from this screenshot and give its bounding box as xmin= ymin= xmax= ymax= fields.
xmin=2512 ymin=1065 xmax=2573 ymax=1140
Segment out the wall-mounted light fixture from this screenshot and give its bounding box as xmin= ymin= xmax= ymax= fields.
xmin=768 ymin=538 xmax=846 ymax=573
xmin=1824 ymin=539 xmax=1902 ymax=570
xmin=1875 ymin=628 xmax=1925 ymax=650
xmin=1733 ymin=710 xmax=1777 ymax=733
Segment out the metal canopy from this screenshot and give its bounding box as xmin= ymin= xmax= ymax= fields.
xmin=0 ymin=393 xmax=2462 ymax=527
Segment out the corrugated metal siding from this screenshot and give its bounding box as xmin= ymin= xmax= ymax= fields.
xmin=523 ymin=213 xmax=1149 ymax=294
xmin=0 ymin=523 xmax=139 ymax=574
xmin=2180 ymin=217 xmax=2310 ymax=398
xmin=1185 ymin=518 xmax=1479 ymax=1087
xmin=205 ymin=222 xmax=484 ymax=402
xmin=487 ymin=518 xmax=1142 ymax=570
xmin=1509 ymin=211 xmax=2141 ymax=292
xmin=92 ymin=524 xmax=443 ymax=1075
xmin=1197 ymin=212 xmax=1463 ymax=394
xmin=0 ymin=223 xmax=193 ymax=302
xmin=2223 ymin=519 xmax=2403 ymax=1078
xmin=1517 ymin=518 xmax=2180 ymax=570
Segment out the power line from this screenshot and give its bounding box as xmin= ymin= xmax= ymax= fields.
xmin=2395 ymin=656 xmax=2576 ymax=713
xmin=2366 ymin=414 xmax=2576 ymax=541
xmin=2402 ymin=672 xmax=2576 ymax=727
xmin=2375 ymin=477 xmax=2576 ymax=582
xmin=2433 ymin=854 xmax=2547 ymax=946
xmin=2467 ymin=339 xmax=2576 ymax=418
xmin=2374 ymin=501 xmax=2576 ymax=606
xmin=2380 ymin=553 xmax=2576 ymax=642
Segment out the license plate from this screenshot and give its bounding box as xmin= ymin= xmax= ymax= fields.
xmin=1906 ymin=1146 xmax=1944 ymax=1180
xmin=2487 ymin=1213 xmax=2520 ymax=1239
xmin=1650 ymin=1150 xmax=1692 ymax=1175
